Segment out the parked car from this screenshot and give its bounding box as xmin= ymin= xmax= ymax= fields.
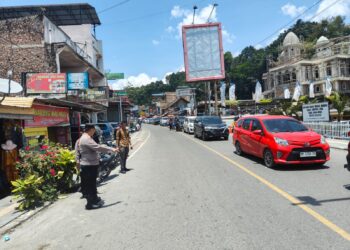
xmin=194 ymin=116 xmax=228 ymax=140
xmin=345 ymin=131 xmax=350 ymax=171
xmin=110 ymin=122 xmax=120 ymax=131
xmin=93 ymin=123 xmax=114 ymax=141
xmin=151 ymin=117 xmax=161 ymax=125
xmin=178 ymin=116 xmax=185 ymax=130
xmin=160 ymin=117 xmax=169 ymax=126
xmin=183 ymin=116 xmax=196 ymax=134
xmin=233 ymin=115 xmax=331 ymax=168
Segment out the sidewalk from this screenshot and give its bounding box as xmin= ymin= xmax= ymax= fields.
xmin=0 ymin=129 xmax=145 ymax=236
xmin=326 ymin=138 xmax=349 ymax=150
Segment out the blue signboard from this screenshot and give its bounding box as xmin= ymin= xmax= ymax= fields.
xmin=67 ymin=72 xmax=89 ymax=90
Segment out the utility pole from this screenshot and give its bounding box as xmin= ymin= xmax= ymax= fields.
xmin=119 ymin=96 xmax=123 ymax=122
xmin=214 ymin=80 xmax=219 ymax=116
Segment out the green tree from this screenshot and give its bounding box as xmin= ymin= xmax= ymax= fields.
xmin=327 ymin=91 xmax=349 ymax=121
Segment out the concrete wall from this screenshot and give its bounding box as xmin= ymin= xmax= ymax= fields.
xmin=0 ymin=15 xmax=56 ymax=83
xmin=59 ymin=24 xmax=104 ymax=72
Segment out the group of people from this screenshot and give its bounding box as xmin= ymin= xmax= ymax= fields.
xmin=75 ymin=121 xmax=132 ymax=210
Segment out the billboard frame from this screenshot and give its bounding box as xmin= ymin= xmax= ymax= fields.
xmin=182 ymin=22 xmax=225 ymax=83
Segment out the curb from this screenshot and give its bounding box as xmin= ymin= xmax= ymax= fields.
xmin=330 ymin=146 xmax=347 ymax=151
xmin=0 ymin=202 xmax=52 ymax=236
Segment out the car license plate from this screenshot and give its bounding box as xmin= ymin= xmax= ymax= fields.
xmin=300 ymin=151 xmax=316 ymax=158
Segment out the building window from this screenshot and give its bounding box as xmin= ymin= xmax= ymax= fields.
xmin=334 ymin=46 xmax=341 ymax=55
xmin=315 ymin=85 xmax=321 ymax=93
xmin=326 ymin=63 xmax=332 ymax=77
xmin=277 ymin=73 xmax=282 ymax=85
xmin=283 ymin=71 xmax=290 ymax=84
xmin=292 ymin=70 xmax=297 ymax=81
xmin=314 ymin=67 xmax=319 ymax=80
xmin=340 ymin=60 xmax=347 ymax=77
xmin=305 ymin=67 xmax=310 ymax=80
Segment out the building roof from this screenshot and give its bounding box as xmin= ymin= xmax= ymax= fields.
xmin=0 ymin=3 xmax=101 ymax=26
xmin=283 ymin=32 xmax=301 ymax=47
xmin=316 ymin=36 xmax=329 ymax=46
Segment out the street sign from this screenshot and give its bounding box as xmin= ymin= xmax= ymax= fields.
xmin=106 ymin=73 xmax=124 ymax=80
xmin=116 ymin=91 xmax=127 ymax=96
xmin=302 ymin=102 xmax=330 ymax=122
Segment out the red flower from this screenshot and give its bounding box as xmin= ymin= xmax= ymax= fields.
xmin=25 ymin=146 xmax=30 ymax=151
xmin=50 ymin=169 xmax=56 ymax=176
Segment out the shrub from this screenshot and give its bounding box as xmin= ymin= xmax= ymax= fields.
xmin=11 ymin=175 xmax=44 ymax=211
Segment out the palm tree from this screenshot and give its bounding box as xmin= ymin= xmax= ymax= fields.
xmin=327 ymin=91 xmax=349 ymax=121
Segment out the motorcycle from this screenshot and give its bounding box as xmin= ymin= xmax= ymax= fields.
xmin=97 ymin=152 xmax=120 ymax=183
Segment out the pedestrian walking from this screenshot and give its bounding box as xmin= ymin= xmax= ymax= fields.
xmin=75 ymin=124 xmax=117 ymax=210
xmin=116 ymin=121 xmax=133 ymax=174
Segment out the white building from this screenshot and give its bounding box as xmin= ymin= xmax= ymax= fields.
xmin=263 ymin=32 xmax=350 ymax=99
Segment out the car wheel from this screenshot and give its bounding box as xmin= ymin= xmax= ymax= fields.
xmin=235 ymin=141 xmax=243 ymax=155
xmin=224 ymin=136 xmax=228 ymax=141
xmin=263 ymin=149 xmax=275 ymax=168
xmin=202 ymin=132 xmax=207 ymax=141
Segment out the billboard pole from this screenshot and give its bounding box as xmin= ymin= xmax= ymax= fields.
xmin=214 ymin=80 xmax=219 ymax=116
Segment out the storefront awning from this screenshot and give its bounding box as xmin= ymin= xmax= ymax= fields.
xmin=0 ymin=97 xmax=35 ymax=120
xmin=1 ymin=97 xmax=35 ymax=108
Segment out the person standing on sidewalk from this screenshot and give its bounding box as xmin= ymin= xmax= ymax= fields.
xmin=116 ymin=121 xmax=133 ymax=174
xmin=75 ymin=124 xmax=117 ymax=210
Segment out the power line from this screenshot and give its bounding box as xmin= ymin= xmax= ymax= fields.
xmin=98 ymin=0 xmax=131 ymax=14
xmin=254 ymin=0 xmax=323 ymax=47
xmin=104 ymin=0 xmax=208 ymax=25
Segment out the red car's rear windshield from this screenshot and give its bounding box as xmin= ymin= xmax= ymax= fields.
xmin=263 ymin=119 xmax=308 ymax=133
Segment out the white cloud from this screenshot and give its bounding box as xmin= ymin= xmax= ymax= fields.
xmin=281 ymin=3 xmax=307 ymax=18
xmin=110 ymin=73 xmax=158 ymax=90
xmin=312 ymin=0 xmax=350 ymax=21
xmin=152 ymin=39 xmax=160 ymax=45
xmin=172 ymin=4 xmax=235 ymax=45
xmin=166 ymin=26 xmax=175 ymax=33
xmin=254 ymin=44 xmax=263 ymax=49
xmin=171 ymin=5 xmax=190 ymax=18
xmin=162 ymin=72 xmax=173 ymax=84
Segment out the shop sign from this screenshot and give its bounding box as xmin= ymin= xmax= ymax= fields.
xmin=67 ymin=73 xmax=89 ymax=90
xmin=26 ymin=73 xmax=67 ymax=94
xmin=25 ymin=104 xmax=69 ymax=127
xmin=302 ymin=102 xmax=330 ymax=122
xmin=106 ymin=73 xmax=124 ymax=80
xmin=80 ymin=89 xmax=107 ymax=101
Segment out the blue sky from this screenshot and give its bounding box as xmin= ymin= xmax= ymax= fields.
xmin=1 ymin=0 xmax=350 ymax=89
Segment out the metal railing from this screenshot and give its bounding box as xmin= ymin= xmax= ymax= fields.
xmin=304 ymin=122 xmax=350 ymax=140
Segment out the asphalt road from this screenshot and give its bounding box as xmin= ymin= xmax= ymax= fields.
xmin=1 ymin=125 xmax=350 ymax=250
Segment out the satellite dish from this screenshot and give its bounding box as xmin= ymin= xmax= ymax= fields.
xmin=0 ymin=78 xmax=23 ymax=94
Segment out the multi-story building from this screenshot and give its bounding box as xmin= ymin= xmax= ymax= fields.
xmin=0 ymin=4 xmax=108 ymax=122
xmin=262 ymin=31 xmax=350 ymax=99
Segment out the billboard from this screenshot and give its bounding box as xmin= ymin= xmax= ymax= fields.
xmin=67 ymin=72 xmax=89 ymax=90
xmin=25 ymin=104 xmax=69 ymax=127
xmin=302 ymin=102 xmax=330 ymax=122
xmin=182 ymin=23 xmax=225 ymax=82
xmin=26 ymin=73 xmax=66 ymax=94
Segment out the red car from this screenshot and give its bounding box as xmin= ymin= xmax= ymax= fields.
xmin=233 ymin=115 xmax=330 ymax=168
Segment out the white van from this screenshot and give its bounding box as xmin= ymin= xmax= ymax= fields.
xmin=183 ymin=116 xmax=196 ymax=134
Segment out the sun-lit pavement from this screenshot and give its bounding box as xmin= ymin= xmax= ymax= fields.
xmin=1 ymin=125 xmax=350 ymax=250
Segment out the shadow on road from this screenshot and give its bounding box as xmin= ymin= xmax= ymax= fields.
xmin=102 ymin=174 xmax=119 ymax=183
xmin=101 ymin=201 xmax=122 ymax=209
xmin=234 ymin=153 xmax=330 ymax=171
xmin=292 ymin=195 xmax=350 ymax=206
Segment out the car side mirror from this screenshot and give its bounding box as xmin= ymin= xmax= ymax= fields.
xmin=253 ymin=130 xmax=263 ymax=136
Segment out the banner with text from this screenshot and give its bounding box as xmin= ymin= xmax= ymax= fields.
xmin=302 ymin=102 xmax=330 ymax=122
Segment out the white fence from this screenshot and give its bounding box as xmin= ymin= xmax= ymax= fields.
xmin=304 ymin=122 xmax=350 ymax=140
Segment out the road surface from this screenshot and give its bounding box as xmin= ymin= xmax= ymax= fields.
xmin=1 ymin=125 xmax=350 ymax=250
